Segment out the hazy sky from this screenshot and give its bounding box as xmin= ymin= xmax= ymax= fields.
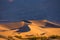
xmin=0 ymin=0 xmax=60 ymax=22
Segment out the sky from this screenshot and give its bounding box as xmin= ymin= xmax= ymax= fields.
xmin=0 ymin=0 xmax=60 ymax=22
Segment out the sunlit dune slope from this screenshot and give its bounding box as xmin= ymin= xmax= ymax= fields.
xmin=17 ymin=20 xmax=60 ymax=38
xmin=19 ymin=20 xmax=60 ymax=38
xmin=0 ymin=21 xmax=25 ymax=30
xmin=0 ymin=24 xmax=10 ymax=30
xmin=43 ymin=28 xmax=60 ymax=36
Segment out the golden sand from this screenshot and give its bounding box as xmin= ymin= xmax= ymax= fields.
xmin=0 ymin=20 xmax=60 ymax=40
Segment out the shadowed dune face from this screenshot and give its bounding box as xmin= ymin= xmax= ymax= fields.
xmin=17 ymin=25 xmax=31 ymax=32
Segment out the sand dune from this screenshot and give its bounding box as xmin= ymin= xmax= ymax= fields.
xmin=0 ymin=21 xmax=25 ymax=30
xmin=0 ymin=20 xmax=60 ymax=40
